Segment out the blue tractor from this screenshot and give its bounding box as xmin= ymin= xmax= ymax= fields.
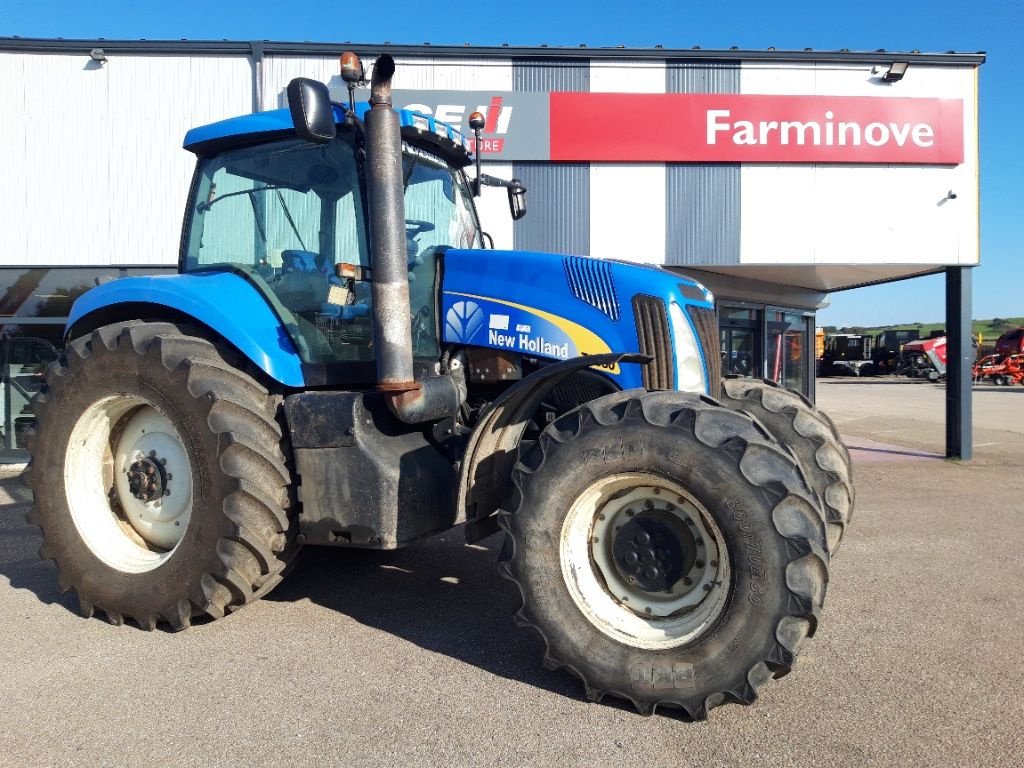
xmin=27 ymin=54 xmax=852 ymax=718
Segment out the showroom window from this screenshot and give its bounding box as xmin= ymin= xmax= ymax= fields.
xmin=719 ymin=302 xmax=815 ymax=397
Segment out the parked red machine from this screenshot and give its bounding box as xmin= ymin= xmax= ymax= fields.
xmin=994 ymin=327 xmax=1024 ymax=357
xmin=973 ymin=353 xmax=1024 ymax=385
xmin=902 ymin=336 xmax=948 ymax=381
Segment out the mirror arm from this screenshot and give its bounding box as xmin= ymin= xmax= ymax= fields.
xmin=477 ymin=173 xmax=515 ymax=189
xmin=472 ymin=126 xmax=483 ymax=197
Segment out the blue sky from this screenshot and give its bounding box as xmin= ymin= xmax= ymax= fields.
xmin=3 ymin=0 xmax=1020 ymax=327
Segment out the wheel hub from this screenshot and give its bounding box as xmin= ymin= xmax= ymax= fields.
xmin=560 ymin=475 xmax=731 ymax=649
xmin=126 ymin=453 xmax=170 ymax=503
xmin=611 ymin=514 xmax=695 ymax=593
xmin=65 ymin=396 xmax=194 ymax=574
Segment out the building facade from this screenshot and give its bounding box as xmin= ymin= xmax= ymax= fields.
xmin=0 ymin=38 xmax=983 ymax=457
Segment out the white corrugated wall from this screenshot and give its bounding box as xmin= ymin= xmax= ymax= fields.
xmin=739 ymin=61 xmax=980 ymax=267
xmin=588 ymin=60 xmax=666 ymax=263
xmin=0 ymin=51 xmax=251 ymax=267
xmin=0 ymin=48 xmax=980 ymax=273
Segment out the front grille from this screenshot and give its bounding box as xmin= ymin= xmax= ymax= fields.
xmin=632 ymin=295 xmax=674 ymax=390
xmin=686 ymin=304 xmax=722 ymax=396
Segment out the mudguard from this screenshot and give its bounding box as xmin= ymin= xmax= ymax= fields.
xmin=66 ymin=272 xmax=305 ymax=387
xmin=459 ymin=351 xmax=650 ymax=543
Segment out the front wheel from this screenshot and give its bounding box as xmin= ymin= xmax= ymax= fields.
xmin=26 ymin=323 xmax=296 ymax=629
xmin=499 ymin=391 xmax=829 ymax=718
xmin=719 ymin=378 xmax=854 ymax=554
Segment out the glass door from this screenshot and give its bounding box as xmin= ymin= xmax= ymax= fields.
xmin=719 ymin=305 xmax=763 ymax=379
xmin=767 ymin=310 xmax=811 ymax=393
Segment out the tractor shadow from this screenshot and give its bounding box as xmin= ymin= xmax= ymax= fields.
xmin=0 ymin=469 xmax=646 ymax=709
xmin=0 ymin=470 xmax=78 ymax=613
xmin=267 ymin=530 xmax=590 ymax=700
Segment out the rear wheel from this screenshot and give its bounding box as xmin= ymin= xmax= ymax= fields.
xmin=499 ymin=390 xmax=829 ymax=718
xmin=719 ymin=378 xmax=854 ymax=554
xmin=26 ymin=322 xmax=296 ymax=629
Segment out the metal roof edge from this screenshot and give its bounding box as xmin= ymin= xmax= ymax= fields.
xmin=0 ymin=37 xmax=987 ymax=65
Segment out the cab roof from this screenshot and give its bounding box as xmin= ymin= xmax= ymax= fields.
xmin=183 ymin=102 xmax=474 ymax=168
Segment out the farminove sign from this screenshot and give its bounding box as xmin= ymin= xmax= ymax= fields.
xmin=333 ymin=88 xmax=964 ymax=165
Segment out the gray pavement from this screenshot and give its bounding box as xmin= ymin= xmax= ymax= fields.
xmin=1 ymin=379 xmax=1022 ymax=767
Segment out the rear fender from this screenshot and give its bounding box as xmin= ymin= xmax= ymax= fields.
xmin=459 ymin=352 xmax=649 ymax=543
xmin=66 ymin=272 xmax=305 ymax=387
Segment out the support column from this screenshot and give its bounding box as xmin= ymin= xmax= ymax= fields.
xmin=945 ymin=267 xmax=973 ymax=460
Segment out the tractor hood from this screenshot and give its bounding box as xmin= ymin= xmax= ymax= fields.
xmin=440 ymin=249 xmax=715 ymax=391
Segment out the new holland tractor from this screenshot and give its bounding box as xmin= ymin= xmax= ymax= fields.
xmin=26 ymin=54 xmax=853 ymax=718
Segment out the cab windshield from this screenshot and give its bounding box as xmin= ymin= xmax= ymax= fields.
xmin=182 ymin=134 xmax=480 ymax=366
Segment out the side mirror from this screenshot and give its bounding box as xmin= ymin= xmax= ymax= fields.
xmin=508 ymin=179 xmax=527 ymax=221
xmin=286 ymin=78 xmax=336 ymax=144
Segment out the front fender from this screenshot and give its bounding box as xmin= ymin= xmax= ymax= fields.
xmin=67 ymin=272 xmax=305 ymax=387
xmin=459 ymin=352 xmax=649 ymax=543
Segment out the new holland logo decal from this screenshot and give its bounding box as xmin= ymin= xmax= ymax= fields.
xmin=441 ymin=292 xmax=618 ymax=373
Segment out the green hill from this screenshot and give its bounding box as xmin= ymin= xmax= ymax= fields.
xmin=821 ymin=317 xmax=1024 ymax=342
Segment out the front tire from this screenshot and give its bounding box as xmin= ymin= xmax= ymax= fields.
xmin=719 ymin=378 xmax=854 ymax=554
xmin=500 ymin=391 xmax=829 ymax=718
xmin=26 ymin=323 xmax=295 ymax=629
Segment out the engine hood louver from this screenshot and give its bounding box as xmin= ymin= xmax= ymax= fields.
xmin=564 ymin=256 xmax=620 ymax=321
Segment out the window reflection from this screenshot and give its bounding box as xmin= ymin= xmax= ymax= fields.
xmin=720 ymin=306 xmax=762 ymax=379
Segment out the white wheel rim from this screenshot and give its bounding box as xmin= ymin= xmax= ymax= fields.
xmin=64 ymin=395 xmax=193 ymax=574
xmin=559 ymin=473 xmax=731 ymax=650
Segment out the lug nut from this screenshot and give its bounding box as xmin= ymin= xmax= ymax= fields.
xmin=683 ymin=577 xmax=693 ymax=586
xmin=710 ymin=559 xmax=718 ymax=567
xmin=644 ymin=500 xmax=654 ymax=509
xmin=625 ymin=509 xmax=635 ymax=517
xmin=696 ymin=559 xmax=705 ymax=568
xmin=703 ymin=584 xmax=711 ymax=592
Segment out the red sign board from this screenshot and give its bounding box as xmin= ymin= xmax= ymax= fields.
xmin=549 ymin=93 xmax=964 ymax=164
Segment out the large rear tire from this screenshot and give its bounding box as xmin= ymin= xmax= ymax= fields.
xmin=719 ymin=378 xmax=854 ymax=554
xmin=499 ymin=390 xmax=829 ymax=718
xmin=25 ymin=322 xmax=296 ymax=629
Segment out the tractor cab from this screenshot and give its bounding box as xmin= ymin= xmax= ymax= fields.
xmin=181 ymin=94 xmax=491 ymax=376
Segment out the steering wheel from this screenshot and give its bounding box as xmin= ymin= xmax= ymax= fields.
xmin=405 ymin=219 xmax=436 ymax=237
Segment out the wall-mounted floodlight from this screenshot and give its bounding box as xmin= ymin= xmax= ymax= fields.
xmin=883 ymin=62 xmax=908 ymax=82
xmin=89 ymin=48 xmax=107 ymax=64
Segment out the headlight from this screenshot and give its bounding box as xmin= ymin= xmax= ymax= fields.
xmin=669 ymin=302 xmax=706 ymax=393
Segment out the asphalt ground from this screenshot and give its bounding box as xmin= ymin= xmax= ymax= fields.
xmin=1 ymin=377 xmax=1022 ymax=767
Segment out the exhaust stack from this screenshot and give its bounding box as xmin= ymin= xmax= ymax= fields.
xmin=365 ymin=54 xmax=414 ymax=392
xmin=364 ymin=54 xmax=464 ymax=423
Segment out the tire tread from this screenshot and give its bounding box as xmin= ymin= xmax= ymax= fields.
xmin=499 ymin=391 xmax=830 ymax=719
